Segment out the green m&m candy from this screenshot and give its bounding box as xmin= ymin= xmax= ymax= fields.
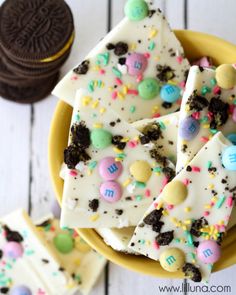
xmin=53 ymin=233 xmax=74 ymax=254
xmin=91 ymin=129 xmax=112 ymax=149
xmin=124 ymin=0 xmax=149 ymax=21
xmin=138 ymin=78 xmax=160 ymax=100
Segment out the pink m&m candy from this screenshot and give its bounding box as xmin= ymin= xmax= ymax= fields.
xmin=100 ymin=181 xmax=122 ymax=203
xmin=232 ymin=106 xmax=236 ymax=123
xmin=126 ymin=53 xmax=148 ymax=76
xmin=98 ymin=157 xmax=123 ymax=180
xmin=4 ymin=241 xmax=24 ymax=259
xmin=197 ymin=240 xmax=221 ymax=264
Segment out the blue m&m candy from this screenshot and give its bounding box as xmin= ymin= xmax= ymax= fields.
xmin=179 ymin=117 xmax=200 ymax=141
xmin=160 ymin=84 xmax=181 ymax=103
xmin=227 ymin=133 xmax=236 ymax=145
xmin=222 ymin=145 xmax=236 ymax=171
xmin=10 ymin=286 xmax=32 ymax=295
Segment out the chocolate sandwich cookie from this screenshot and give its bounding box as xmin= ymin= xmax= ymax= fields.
xmin=0 ymin=0 xmax=74 ymax=63
xmin=0 ymin=72 xmax=59 ymax=104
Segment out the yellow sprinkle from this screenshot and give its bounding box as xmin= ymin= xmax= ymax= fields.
xmin=219 ymin=220 xmax=225 ymax=225
xmin=130 ymin=43 xmax=137 ymax=51
xmin=156 ymin=202 xmax=163 ymax=210
xmin=93 ymin=65 xmax=101 ymax=71
xmin=185 ymin=105 xmax=190 ymax=112
xmin=113 ymin=147 xmax=123 ymax=153
xmin=152 ymin=105 xmax=159 ymax=113
xmin=204 ymin=204 xmax=212 ymax=209
xmin=121 ymin=137 xmax=130 ymax=142
xmin=180 ymin=238 xmax=185 ymax=244
xmin=66 ymin=282 xmax=77 ymax=289
xmin=87 ymin=170 xmax=92 ymax=176
xmin=108 ymin=86 xmax=113 ymax=92
xmin=82 ymin=96 xmax=92 ymax=106
xmin=123 ymin=178 xmax=132 ymax=187
xmin=208 ymin=183 xmax=214 ymax=189
xmin=211 ymin=196 xmax=218 ymax=202
xmin=170 ymin=217 xmax=177 ymax=223
xmin=184 ymin=219 xmax=192 ymax=224
xmin=75 ymin=258 xmax=81 ymax=266
xmin=184 ymin=207 xmax=191 ymax=213
xmin=167 ymin=80 xmax=178 ymax=85
xmin=93 ymin=123 xmax=103 ymax=128
xmin=117 ymin=91 xmax=125 ymax=99
xmin=94 ymin=80 xmax=98 ymax=87
xmin=192 ymin=259 xmax=196 ymax=264
xmin=203 ymin=124 xmax=210 ymax=129
xmin=162 ymin=209 xmax=169 ymax=216
xmin=100 ymin=107 xmax=106 ymax=114
xmin=182 ymin=140 xmax=188 ymax=145
xmin=123 ymin=86 xmax=128 ymax=95
xmin=146 ymin=240 xmax=151 ymax=246
xmin=90 ymin=214 xmax=100 ymax=222
xmin=182 ymin=225 xmax=187 ymax=231
xmin=154 ymin=56 xmax=160 ymax=61
xmin=91 ymin=100 xmax=99 ymax=108
xmin=115 ymin=158 xmax=123 ymax=162
xmin=149 ymin=29 xmax=158 ymax=38
xmin=209 ymin=173 xmax=216 ymax=179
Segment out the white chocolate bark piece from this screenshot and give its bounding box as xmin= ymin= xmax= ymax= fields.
xmin=176 ymin=65 xmax=236 ymax=173
xmin=132 ymin=112 xmax=179 ymax=163
xmin=52 ymin=7 xmax=189 ymax=123
xmin=36 ymin=216 xmax=107 ymax=295
xmin=129 ymin=132 xmax=236 ymax=282
xmin=0 ymin=210 xmax=79 ymax=295
xmin=61 ymin=89 xmax=175 ymax=228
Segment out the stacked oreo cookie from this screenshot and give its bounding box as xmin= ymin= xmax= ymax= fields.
xmin=0 ymin=0 xmax=74 ymax=103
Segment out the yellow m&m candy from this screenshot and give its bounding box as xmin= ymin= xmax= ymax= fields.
xmin=215 ymin=64 xmax=236 ymax=89
xmin=160 ymin=248 xmax=185 ymax=272
xmin=129 ymin=160 xmax=152 ymax=183
xmin=162 ymin=180 xmax=188 ymax=205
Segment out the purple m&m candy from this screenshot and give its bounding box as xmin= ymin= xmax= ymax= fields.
xmin=4 ymin=241 xmax=24 ymax=259
xmin=197 ymin=240 xmax=221 ymax=264
xmin=126 ymin=53 xmax=148 ymax=76
xmin=179 ymin=116 xmax=200 ymax=140
xmin=51 ymin=199 xmax=61 ymax=218
xmin=100 ymin=181 xmax=122 ymax=203
xmin=98 ymin=157 xmax=123 ymax=180
xmin=10 ymin=285 xmax=32 ymax=295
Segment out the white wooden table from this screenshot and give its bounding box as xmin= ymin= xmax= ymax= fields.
xmin=0 ymin=1 xmax=235 ymax=294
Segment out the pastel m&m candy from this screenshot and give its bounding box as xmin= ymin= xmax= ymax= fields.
xmin=129 ymin=160 xmax=152 ymax=182
xmin=215 ymin=64 xmax=236 ymax=89
xmin=10 ymin=286 xmax=32 ymax=295
xmin=98 ymin=157 xmax=123 ymax=180
xmin=51 ymin=199 xmax=61 ymax=218
xmin=138 ymin=78 xmax=160 ymax=100
xmin=227 ymin=133 xmax=236 ymax=145
xmin=100 ymin=181 xmax=122 ymax=203
xmin=160 ymin=248 xmax=185 ymax=272
xmin=179 ymin=116 xmax=200 ymax=141
xmin=126 ymin=53 xmax=148 ymax=76
xmin=162 ymin=180 xmax=188 ymax=205
xmin=222 ymin=145 xmax=236 ymax=171
xmin=160 ymin=84 xmax=181 ymax=103
xmin=53 ymin=233 xmax=74 ymax=254
xmin=90 ymin=129 xmax=112 ymax=149
xmin=197 ymin=240 xmax=221 ymax=264
xmin=124 ymin=0 xmax=149 ymax=21
xmin=4 ymin=241 xmax=24 ymax=259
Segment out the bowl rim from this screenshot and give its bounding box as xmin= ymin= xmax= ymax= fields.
xmin=48 ymin=29 xmax=236 ymax=278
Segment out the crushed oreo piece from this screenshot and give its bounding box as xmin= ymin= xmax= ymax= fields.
xmin=118 ymin=57 xmax=126 ymax=65
xmin=106 ymin=43 xmax=115 ymax=50
xmin=3 ymin=225 xmax=23 ymax=242
xmin=0 ymin=287 xmax=9 ymax=294
xmin=186 ymin=165 xmax=192 ymax=172
xmin=64 ymin=144 xmax=91 ymax=169
xmin=208 ymin=97 xmax=229 ymax=128
xmin=59 ymin=267 xmax=65 ymax=272
xmin=71 ymin=121 xmax=90 ymax=148
xmin=115 ymin=209 xmax=123 ymax=215
xmin=155 ymin=230 xmax=174 ymax=246
xmin=141 ymin=122 xmax=162 ymax=141
xmin=112 ymin=135 xmax=126 ymax=150
xmin=156 ymin=65 xmax=175 ymax=82
xmin=190 ymin=217 xmax=208 ymax=237
xmin=42 ymin=258 xmax=49 ymax=263
xmin=36 ymin=219 xmax=51 ymax=228
xmin=150 ymin=149 xmax=167 ymax=166
xmin=114 ymin=42 xmax=128 ymax=56
xmin=148 ymin=9 xmax=156 ymax=18
xmin=193 ymin=241 xmax=199 ymax=248
xmin=162 ymin=167 xmax=175 ymax=182
xmin=186 ymin=90 xmax=209 ymax=111
xmin=0 ymin=249 xmax=2 ymax=259
xmin=216 ymin=232 xmax=224 ymax=245
xmin=162 ymin=102 xmax=172 ymax=109
xmin=88 ymin=199 xmax=99 ymax=212
xmin=152 ymin=221 xmax=164 ymax=233
xmin=139 ymin=135 xmax=151 ymax=145
xmin=182 ymin=263 xmax=202 ymax=282
xmin=143 ymin=209 xmax=163 ymax=225
xmin=73 ymin=60 xmax=90 ymax=75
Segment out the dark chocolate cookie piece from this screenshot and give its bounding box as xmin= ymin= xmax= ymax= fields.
xmin=0 ymin=0 xmax=74 ymax=62
xmin=182 ymin=263 xmax=202 ymax=282
xmin=143 ymin=209 xmax=163 ymax=225
xmin=0 ymin=72 xmax=59 ymax=103
xmin=155 ymin=230 xmax=174 ymax=245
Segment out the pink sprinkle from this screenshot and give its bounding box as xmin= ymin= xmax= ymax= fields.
xmin=200 ymin=136 xmax=209 ymax=143
xmin=152 ymin=113 xmax=161 ymax=118
xmin=204 ymin=211 xmax=210 ymax=216
xmin=207 ymin=111 xmax=213 ymax=120
xmin=213 ymin=86 xmax=221 ymax=95
xmin=167 ymin=204 xmax=174 ymax=210
xmin=111 ymin=91 xmax=117 ymax=100
xmin=136 ymin=74 xmax=143 ymax=83
xmin=214 ymin=224 xmax=220 ymax=231
xmin=176 ymin=56 xmax=183 ymax=64
xmin=227 ymin=196 xmax=234 ymax=207
xmin=162 ymin=176 xmax=169 ymax=187
xmin=182 ymin=178 xmax=189 ymax=186
xmin=115 ymin=78 xmax=123 ymax=85
xmin=220 ymin=225 xmax=226 ymax=232
xmin=176 ymin=99 xmax=182 ymax=105
xmin=153 ymin=240 xmax=160 ymax=250
xmin=73 ymin=230 xmax=79 ymax=238
xmin=192 ymin=166 xmax=201 ymax=172
xmin=144 ymin=52 xmax=150 ymax=58
xmin=37 ymin=289 xmax=46 ymax=295
xmin=233 ymin=107 xmax=236 ymax=123
xmin=192 ymin=112 xmax=200 ymax=120
xmin=69 ymin=170 xmax=78 ymax=177
xmin=127 ymin=140 xmax=138 ymax=148
xmin=229 ymin=104 xmax=235 ymax=114
xmin=99 ymin=69 xmax=106 ymax=75
xmin=179 ymin=81 xmax=186 ymax=89
xmin=210 ymin=201 xmax=215 ymax=206
xmin=145 ymin=189 xmax=151 ymax=197
xmin=71 ymin=75 xmax=78 ymax=81
xmin=128 ymin=89 xmax=139 ymax=95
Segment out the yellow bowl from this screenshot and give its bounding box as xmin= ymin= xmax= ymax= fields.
xmin=49 ymin=30 xmax=236 ymax=278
